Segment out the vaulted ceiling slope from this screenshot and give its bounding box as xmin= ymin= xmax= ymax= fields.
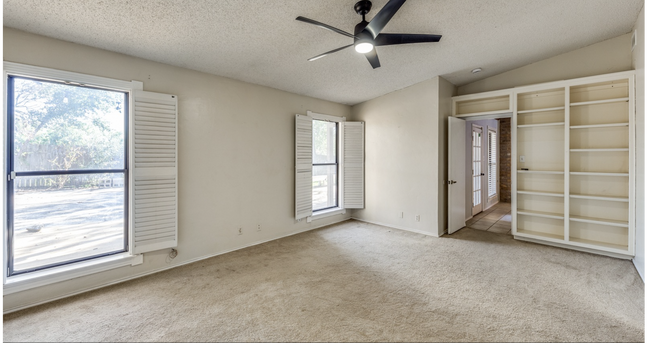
xmin=3 ymin=0 xmax=643 ymax=105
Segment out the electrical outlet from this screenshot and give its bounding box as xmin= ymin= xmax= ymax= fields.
xmin=416 ymin=215 xmax=420 ymax=222
xmin=519 ymin=155 xmax=525 ymax=163
xmin=238 ymin=227 xmax=242 ymax=235
xmin=257 ymin=224 xmax=261 ymax=232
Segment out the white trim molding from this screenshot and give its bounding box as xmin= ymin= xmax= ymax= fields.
xmin=4 ymin=253 xmax=143 ymax=295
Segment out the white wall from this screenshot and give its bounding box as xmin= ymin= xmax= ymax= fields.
xmin=632 ymin=7 xmax=645 ymax=282
xmin=3 ymin=28 xmax=352 ymax=312
xmin=458 ymin=33 xmax=634 ymax=95
xmin=464 ymin=119 xmax=499 ymax=219
xmin=350 ymin=77 xmax=442 ymax=236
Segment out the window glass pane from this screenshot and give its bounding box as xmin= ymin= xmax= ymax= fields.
xmin=312 ymin=165 xmax=337 ymax=211
xmin=312 ymin=120 xmax=337 ymax=164
xmin=13 ymin=78 xmax=125 ymax=172
xmin=12 ymin=173 xmax=125 ymax=272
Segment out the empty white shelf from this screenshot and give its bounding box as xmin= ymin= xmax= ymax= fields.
xmin=569 ymin=237 xmax=628 ymax=251
xmin=570 ymin=97 xmax=629 ymax=106
xmin=517 ymin=190 xmax=564 ymax=197
xmin=569 ymin=215 xmax=628 ymax=228
xmin=569 ymin=172 xmax=629 ymax=177
xmin=455 ymin=110 xmax=512 ymax=118
xmin=569 ymin=148 xmax=629 ymax=152
xmin=517 ymin=106 xmax=565 ymax=114
xmin=517 ymin=170 xmax=564 ymax=175
xmin=518 ymin=122 xmax=564 ymax=128
xmin=516 ymin=229 xmax=564 ymax=241
xmin=569 ymin=122 xmax=629 ymax=129
xmin=517 ymin=210 xmax=564 ymax=220
xmin=569 ymin=194 xmax=629 ymax=202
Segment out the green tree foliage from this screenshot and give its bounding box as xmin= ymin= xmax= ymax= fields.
xmin=13 ymin=78 xmax=125 ymax=186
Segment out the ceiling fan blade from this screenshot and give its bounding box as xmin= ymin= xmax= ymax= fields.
xmin=375 ymin=33 xmax=442 ymax=46
xmin=365 ymin=49 xmax=381 ymax=69
xmin=364 ymin=0 xmax=407 ymax=38
xmin=308 ymin=44 xmax=354 ymax=61
xmin=296 ymin=16 xmax=355 ymax=38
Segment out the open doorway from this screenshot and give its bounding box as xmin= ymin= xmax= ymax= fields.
xmin=464 ymin=117 xmax=512 ymax=234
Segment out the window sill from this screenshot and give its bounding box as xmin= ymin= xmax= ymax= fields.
xmin=3 ymin=253 xmax=143 ymax=295
xmin=309 ymin=208 xmax=346 ymax=222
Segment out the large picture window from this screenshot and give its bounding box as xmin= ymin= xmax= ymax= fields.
xmin=7 ymin=76 xmax=128 ymax=275
xmin=312 ymin=120 xmax=338 ymax=211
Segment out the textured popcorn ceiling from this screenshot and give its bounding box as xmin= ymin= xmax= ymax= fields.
xmin=3 ymin=0 xmax=643 ymax=105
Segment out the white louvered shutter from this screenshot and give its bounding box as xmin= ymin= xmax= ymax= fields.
xmin=488 ymin=130 xmax=497 ymax=197
xmin=131 ymin=90 xmax=178 ymax=254
xmin=341 ymin=122 xmax=364 ymax=209
xmin=295 ymin=114 xmax=313 ymax=219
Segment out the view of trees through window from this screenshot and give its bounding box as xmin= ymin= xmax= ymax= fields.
xmin=10 ymin=77 xmax=127 ymax=274
xmin=312 ymin=120 xmax=337 ymax=211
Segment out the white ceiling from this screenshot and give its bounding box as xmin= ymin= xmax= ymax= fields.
xmin=3 ymin=0 xmax=644 ymax=105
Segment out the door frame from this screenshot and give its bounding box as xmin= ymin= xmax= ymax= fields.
xmin=471 ymin=124 xmax=484 ymax=216
xmin=447 ymin=113 xmax=513 ymax=235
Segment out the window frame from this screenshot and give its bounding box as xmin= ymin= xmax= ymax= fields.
xmin=312 ymin=119 xmax=339 ymax=212
xmin=7 ymin=75 xmax=130 ymax=276
xmin=307 ymin=111 xmax=346 ymax=219
xmin=3 ymin=62 xmax=144 ymax=293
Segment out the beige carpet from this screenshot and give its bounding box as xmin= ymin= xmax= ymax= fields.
xmin=3 ymin=220 xmax=644 ymax=342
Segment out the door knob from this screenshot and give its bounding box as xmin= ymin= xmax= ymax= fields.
xmin=448 ymin=180 xmax=457 ymax=184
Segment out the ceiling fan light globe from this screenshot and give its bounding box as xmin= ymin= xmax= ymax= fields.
xmin=355 ymin=42 xmax=374 ymax=54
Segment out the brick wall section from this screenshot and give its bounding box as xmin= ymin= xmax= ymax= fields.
xmin=499 ymin=118 xmax=511 ymax=203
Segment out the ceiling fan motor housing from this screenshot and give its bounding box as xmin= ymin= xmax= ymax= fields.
xmin=354 ymin=0 xmax=372 ymax=16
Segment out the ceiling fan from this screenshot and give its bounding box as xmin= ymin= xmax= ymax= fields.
xmin=296 ymin=0 xmax=442 ymax=69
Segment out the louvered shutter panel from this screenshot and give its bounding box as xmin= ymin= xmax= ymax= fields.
xmin=295 ymin=114 xmax=313 ymax=219
xmin=488 ymin=130 xmax=497 ymax=197
xmin=132 ymin=90 xmax=178 ymax=254
xmin=341 ymin=122 xmax=364 ymax=209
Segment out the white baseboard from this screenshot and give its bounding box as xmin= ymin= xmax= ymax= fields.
xmin=632 ymin=257 xmax=645 ymax=283
xmin=350 ymin=217 xmax=441 ymax=237
xmin=3 ymin=217 xmax=351 ymax=314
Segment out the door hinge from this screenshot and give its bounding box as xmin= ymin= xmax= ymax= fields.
xmin=8 ymin=171 xmax=15 ymax=181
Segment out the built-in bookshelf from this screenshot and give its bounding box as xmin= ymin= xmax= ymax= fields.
xmin=512 ymin=72 xmax=634 ymax=257
xmin=452 ymin=71 xmax=635 ymax=258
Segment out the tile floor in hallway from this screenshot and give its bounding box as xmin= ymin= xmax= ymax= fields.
xmin=466 ymin=202 xmax=512 ymax=234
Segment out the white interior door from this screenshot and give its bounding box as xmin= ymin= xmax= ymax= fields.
xmin=448 ymin=117 xmax=466 ymax=234
xmin=471 ymin=125 xmax=483 ymax=216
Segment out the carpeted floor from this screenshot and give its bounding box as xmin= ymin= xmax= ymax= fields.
xmin=3 ymin=220 xmax=644 ymax=342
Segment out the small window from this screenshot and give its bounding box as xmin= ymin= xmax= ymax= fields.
xmin=312 ymin=120 xmax=338 ymax=211
xmin=7 ymin=76 xmax=128 ymax=275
